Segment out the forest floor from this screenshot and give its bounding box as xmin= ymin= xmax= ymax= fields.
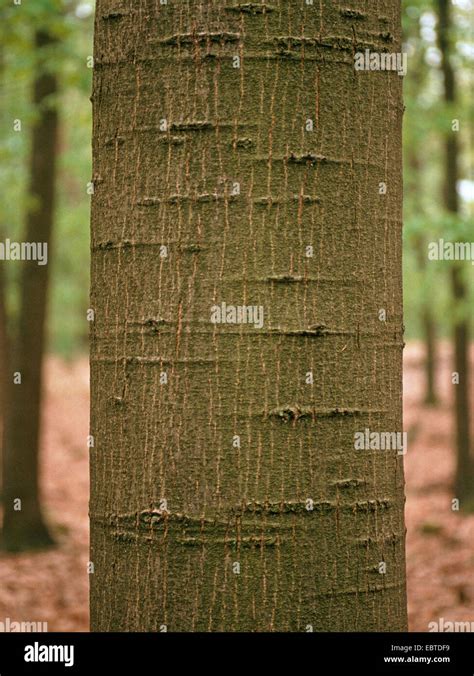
xmin=0 ymin=341 xmax=472 ymax=632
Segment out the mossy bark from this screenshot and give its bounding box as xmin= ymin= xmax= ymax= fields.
xmin=90 ymin=0 xmax=407 ymax=631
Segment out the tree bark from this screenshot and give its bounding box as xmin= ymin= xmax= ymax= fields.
xmin=436 ymin=0 xmax=473 ymax=504
xmin=90 ymin=0 xmax=407 ymax=631
xmin=1 ymin=30 xmax=58 ymax=551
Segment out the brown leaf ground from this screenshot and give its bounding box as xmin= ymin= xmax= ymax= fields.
xmin=0 ymin=342 xmax=472 ymax=632
xmin=404 ymin=342 xmax=474 ymax=631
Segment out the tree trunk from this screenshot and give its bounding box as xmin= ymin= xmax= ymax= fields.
xmin=0 ymin=262 xmax=9 ymax=497
xmin=90 ymin=0 xmax=407 ymax=631
xmin=436 ymin=0 xmax=473 ymax=505
xmin=421 ymin=304 xmax=437 ymax=405
xmin=0 ymin=40 xmax=8 ymax=492
xmin=411 ymin=174 xmax=438 ymax=407
xmin=1 ymin=30 xmax=58 ymax=551
xmin=406 ymin=13 xmax=437 ymax=406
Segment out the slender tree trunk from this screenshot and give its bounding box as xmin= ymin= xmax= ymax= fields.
xmin=1 ymin=30 xmax=58 ymax=551
xmin=436 ymin=0 xmax=473 ymax=504
xmin=422 ymin=305 xmax=437 ymax=405
xmin=0 ymin=262 xmax=9 ymax=497
xmin=406 ymin=15 xmax=437 ymax=405
xmin=0 ymin=46 xmax=8 ymax=494
xmin=90 ymin=0 xmax=407 ymax=631
xmin=410 ymin=162 xmax=438 ymax=406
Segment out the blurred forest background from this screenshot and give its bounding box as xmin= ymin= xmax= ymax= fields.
xmin=0 ymin=0 xmax=472 ymax=631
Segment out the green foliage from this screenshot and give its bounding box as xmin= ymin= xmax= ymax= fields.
xmin=0 ymin=0 xmax=94 ymax=355
xmin=403 ymin=0 xmax=474 ymax=340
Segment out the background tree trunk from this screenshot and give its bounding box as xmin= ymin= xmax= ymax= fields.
xmin=90 ymin=0 xmax=407 ymax=631
xmin=1 ymin=30 xmax=58 ymax=551
xmin=406 ymin=11 xmax=438 ymax=406
xmin=411 ymin=163 xmax=438 ymax=407
xmin=0 ymin=262 xmax=9 ymax=496
xmin=436 ymin=0 xmax=473 ymax=506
